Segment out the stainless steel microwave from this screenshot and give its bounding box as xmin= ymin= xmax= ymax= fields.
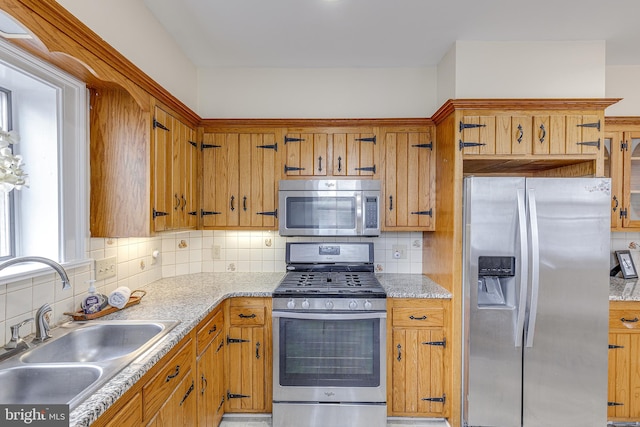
xmin=278 ymin=180 xmax=380 ymax=237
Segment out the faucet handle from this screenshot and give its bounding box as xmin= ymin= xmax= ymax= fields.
xmin=6 ymin=318 xmax=34 ymax=349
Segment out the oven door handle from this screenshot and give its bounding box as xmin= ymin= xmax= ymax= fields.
xmin=272 ymin=311 xmax=386 ymax=321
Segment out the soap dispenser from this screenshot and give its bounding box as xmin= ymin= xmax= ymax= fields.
xmin=81 ymin=280 xmax=107 ymax=314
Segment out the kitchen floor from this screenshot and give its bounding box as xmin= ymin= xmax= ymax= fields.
xmin=220 ymin=415 xmax=449 ymax=426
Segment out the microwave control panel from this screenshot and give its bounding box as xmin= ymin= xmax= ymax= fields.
xmin=365 ymin=196 xmax=379 ymax=229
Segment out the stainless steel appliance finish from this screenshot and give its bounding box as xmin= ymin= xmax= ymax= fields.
xmin=462 ymin=177 xmax=610 ymax=427
xmin=272 ymin=242 xmax=387 ymax=427
xmin=278 ymin=179 xmax=380 ymax=237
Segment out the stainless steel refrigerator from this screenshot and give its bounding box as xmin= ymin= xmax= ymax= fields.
xmin=462 ymin=177 xmax=610 ymax=427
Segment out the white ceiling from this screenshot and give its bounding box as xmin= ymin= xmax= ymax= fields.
xmin=142 ymin=0 xmax=640 ymax=69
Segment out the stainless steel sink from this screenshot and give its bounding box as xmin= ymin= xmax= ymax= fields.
xmin=0 ymin=319 xmax=180 ymax=410
xmin=22 ymin=321 xmax=169 ymax=363
xmin=0 ymin=365 xmax=102 ymax=406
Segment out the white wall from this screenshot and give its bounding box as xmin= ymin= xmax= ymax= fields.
xmin=436 ymin=44 xmax=457 ymax=108
xmin=197 ymin=67 xmax=438 ymax=118
xmin=606 ymin=65 xmax=640 ymax=116
xmin=447 ymin=41 xmax=606 ymax=99
xmin=54 ymin=0 xmax=198 ymax=111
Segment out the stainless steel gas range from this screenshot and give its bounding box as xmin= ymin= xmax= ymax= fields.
xmin=272 ymin=242 xmax=387 ymax=427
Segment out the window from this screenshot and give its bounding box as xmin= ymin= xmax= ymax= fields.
xmin=0 ymin=37 xmax=88 ymax=276
xmin=0 ymin=87 xmax=14 ymax=260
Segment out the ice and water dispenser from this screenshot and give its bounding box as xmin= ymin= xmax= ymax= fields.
xmin=477 ymin=256 xmax=516 ymax=307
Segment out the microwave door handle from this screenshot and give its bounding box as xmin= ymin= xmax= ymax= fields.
xmin=356 ymin=192 xmax=363 ymax=234
xmin=525 ymin=188 xmax=540 ymax=348
xmin=515 ymin=188 xmax=528 ymax=348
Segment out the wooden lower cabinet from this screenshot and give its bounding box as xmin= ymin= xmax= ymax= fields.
xmin=146 ymin=371 xmax=197 ymax=426
xmin=387 ymin=298 xmax=450 ymax=419
xmin=103 ymin=392 xmax=142 ymax=427
xmin=225 ymin=297 xmax=272 ymax=413
xmin=197 ymin=306 xmax=226 ymax=427
xmin=608 ymin=301 xmax=640 ymax=422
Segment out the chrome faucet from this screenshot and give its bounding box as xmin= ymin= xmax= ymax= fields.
xmin=34 ymin=303 xmax=53 ymax=342
xmin=0 ymin=256 xmax=71 ymax=290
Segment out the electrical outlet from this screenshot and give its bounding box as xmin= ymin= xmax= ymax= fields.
xmin=95 ymin=256 xmax=117 ymax=280
xmin=392 ymin=245 xmax=407 ymax=259
xmin=212 ymin=245 xmax=221 ymax=260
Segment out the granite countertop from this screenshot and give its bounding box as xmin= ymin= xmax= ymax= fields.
xmin=610 ymin=276 xmax=640 ymax=301
xmin=69 ymin=272 xmax=450 ymax=426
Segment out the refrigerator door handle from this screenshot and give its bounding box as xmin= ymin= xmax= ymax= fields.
xmin=526 ymin=188 xmax=541 ymax=348
xmin=515 ymin=189 xmax=529 ymax=347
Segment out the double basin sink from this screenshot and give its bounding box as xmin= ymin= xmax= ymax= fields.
xmin=0 ymin=320 xmax=179 ymax=410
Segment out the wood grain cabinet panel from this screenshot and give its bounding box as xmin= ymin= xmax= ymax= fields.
xmin=89 ymin=88 xmax=198 ymax=237
xmin=609 ymin=302 xmax=640 ymax=422
xmin=197 ymin=306 xmax=225 ymax=427
xmin=225 ymin=298 xmax=272 ymax=414
xmin=387 ymin=299 xmax=450 ymax=419
xmin=381 ymin=126 xmax=435 ymax=231
xmin=201 ymin=130 xmax=278 ymax=230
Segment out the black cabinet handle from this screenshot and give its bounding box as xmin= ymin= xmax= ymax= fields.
xmin=516 ymin=124 xmax=523 ymax=143
xmin=243 ymin=196 xmax=247 ymax=212
xmin=174 ymin=194 xmax=180 ymax=210
xmin=180 ymin=380 xmax=194 ymax=406
xmin=200 ymin=374 xmax=208 ymax=395
xmin=208 ymin=325 xmax=217 ymax=335
xmin=338 ymin=156 xmax=342 ymax=172
xmin=539 ymin=123 xmax=546 ymax=144
xmin=230 ymin=195 xmax=235 ymax=211
xmin=409 ymin=315 xmax=427 ymax=320
xmin=318 ymin=156 xmax=323 ymax=172
xmin=166 ymin=365 xmax=180 ymax=382
xmin=389 ymin=195 xmax=393 ymax=211
xmin=181 ymin=194 xmax=186 ymax=211
xmin=397 ymin=344 xmax=402 ymax=361
xmin=239 ymin=313 xmax=256 ymax=319
xmin=621 ymin=317 xmax=639 ymax=323
xmin=256 ymin=341 xmax=261 ymax=359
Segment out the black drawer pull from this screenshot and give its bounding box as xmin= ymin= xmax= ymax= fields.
xmin=397 ymin=344 xmax=402 ymax=362
xmin=166 ymin=365 xmax=180 ymax=382
xmin=208 ymin=325 xmax=217 ymax=334
xmin=409 ymin=315 xmax=427 ymax=320
xmin=239 ymin=313 xmax=257 ymax=319
xmin=621 ymin=317 xmax=639 ymax=323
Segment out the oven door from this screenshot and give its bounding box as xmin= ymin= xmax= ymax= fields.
xmin=272 ymin=310 xmax=386 ymax=403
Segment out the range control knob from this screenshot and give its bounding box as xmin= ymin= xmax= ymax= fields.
xmin=301 ymin=299 xmax=310 ymax=309
xmin=325 ymin=301 xmax=334 ymax=309
xmin=364 ymin=300 xmax=373 ymax=310
xmin=349 ymin=300 xmax=358 ymax=310
xmin=287 ymin=299 xmax=295 ymax=309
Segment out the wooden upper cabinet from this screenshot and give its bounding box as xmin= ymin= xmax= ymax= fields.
xmin=201 ymin=129 xmax=279 ymax=230
xmin=152 ymin=105 xmax=199 ymax=233
xmin=283 ymin=132 xmax=328 ymax=176
xmin=381 ymin=126 xmax=435 ymax=231
xmin=282 ymin=127 xmax=378 ymax=178
xmin=460 ymin=113 xmax=602 ymax=156
xmin=331 ymin=131 xmax=377 ymax=176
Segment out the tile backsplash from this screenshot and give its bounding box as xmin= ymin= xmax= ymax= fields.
xmin=2 ymin=229 xmax=630 ymax=346
xmin=0 ymin=230 xmax=423 ymax=346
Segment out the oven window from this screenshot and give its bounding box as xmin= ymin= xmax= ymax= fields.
xmin=285 ymin=197 xmax=356 ymax=229
xmin=278 ymin=317 xmax=380 ymax=387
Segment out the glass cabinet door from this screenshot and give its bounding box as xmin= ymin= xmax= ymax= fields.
xmin=624 ymin=133 xmax=640 ymax=227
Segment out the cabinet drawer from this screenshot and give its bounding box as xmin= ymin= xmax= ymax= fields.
xmin=143 ymin=338 xmax=194 ymax=421
xmin=392 ymin=307 xmax=444 ymax=328
xmin=229 ymin=306 xmax=265 ymax=326
xmin=610 ymin=310 xmax=640 ymax=331
xmin=197 ymin=309 xmax=224 ymax=355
